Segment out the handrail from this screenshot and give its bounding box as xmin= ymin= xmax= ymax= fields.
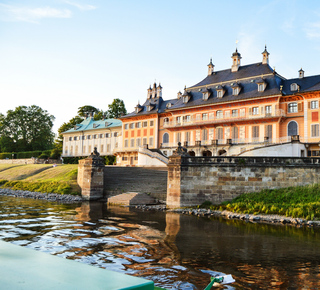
xmin=138 ymin=147 xmax=169 ymax=164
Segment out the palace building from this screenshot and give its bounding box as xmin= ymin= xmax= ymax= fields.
xmin=62 ymin=115 xmax=122 ymax=158
xmin=116 ymin=46 xmax=320 ymax=166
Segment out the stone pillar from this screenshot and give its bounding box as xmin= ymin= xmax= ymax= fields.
xmin=166 ymin=142 xmax=188 ymax=209
xmin=77 ymin=148 xmax=105 ymax=200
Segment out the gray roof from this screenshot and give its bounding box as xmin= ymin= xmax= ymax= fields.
xmin=122 ymin=61 xmax=320 ymax=118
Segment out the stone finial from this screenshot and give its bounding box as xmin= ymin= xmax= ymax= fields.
xmin=88 ymin=147 xmax=104 ymax=165
xmin=172 ymin=142 xmax=189 ymax=156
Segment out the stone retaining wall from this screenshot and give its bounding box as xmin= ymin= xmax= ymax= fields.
xmin=167 ymin=156 xmax=320 ymax=208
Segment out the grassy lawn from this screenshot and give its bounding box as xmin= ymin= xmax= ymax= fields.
xmin=0 ymin=164 xmax=80 ymax=195
xmin=208 ymin=184 xmax=320 ymax=220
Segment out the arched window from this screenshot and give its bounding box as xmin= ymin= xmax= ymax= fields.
xmin=288 ymin=121 xmax=298 ymax=136
xmin=163 ymin=133 xmax=169 ymax=144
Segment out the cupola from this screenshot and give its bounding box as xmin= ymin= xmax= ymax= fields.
xmin=262 ymin=45 xmax=270 ymax=65
xmin=299 ymin=68 xmax=304 ymax=79
xmin=231 ymin=49 xmax=241 ymax=72
xmin=207 ymin=58 xmax=214 ymax=75
xmin=157 ymin=83 xmax=162 ymax=98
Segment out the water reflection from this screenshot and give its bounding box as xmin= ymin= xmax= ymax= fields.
xmin=1 ymin=195 xmax=320 ymax=289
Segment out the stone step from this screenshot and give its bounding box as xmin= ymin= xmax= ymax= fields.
xmin=107 ymin=192 xmax=157 ymax=206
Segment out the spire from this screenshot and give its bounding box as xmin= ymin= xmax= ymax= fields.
xmin=262 ymin=45 xmax=270 ymax=65
xmin=207 ymin=58 xmax=214 ymax=75
xmin=231 ymin=48 xmax=241 ymax=72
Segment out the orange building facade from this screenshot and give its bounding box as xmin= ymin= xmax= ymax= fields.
xmin=116 ymin=47 xmax=320 ymax=166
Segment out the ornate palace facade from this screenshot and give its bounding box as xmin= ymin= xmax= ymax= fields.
xmin=116 ymin=47 xmax=320 ymax=166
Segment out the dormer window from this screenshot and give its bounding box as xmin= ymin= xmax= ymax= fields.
xmin=166 ymin=103 xmax=172 ymax=108
xmin=105 ymin=122 xmax=110 ymax=127
xmin=135 ymin=105 xmax=143 ymax=113
xmin=177 ymin=91 xmax=182 ymax=99
xmin=147 ymin=105 xmax=154 ymax=111
xmin=183 ymin=96 xmax=189 ymax=103
xmin=217 ymin=90 xmax=223 ymax=98
xmin=202 ymin=89 xmax=211 ymax=101
xmin=93 ymin=124 xmax=99 ymax=129
xmin=232 ymin=87 xmax=240 ymax=95
xmin=257 ymin=79 xmax=266 ymax=92
xmin=291 ymin=83 xmax=299 ymax=91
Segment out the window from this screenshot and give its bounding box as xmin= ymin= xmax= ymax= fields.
xmin=99 ymin=134 xmax=103 ymax=138
xmin=240 ymin=108 xmax=245 ymax=117
xmin=288 ymin=121 xmax=298 ymax=136
xmin=202 ymin=129 xmax=208 ymax=141
xmin=183 ymin=96 xmax=189 ymax=103
xmin=114 ymin=132 xmax=118 ymax=137
xmin=217 ymin=128 xmax=223 ymax=140
xmin=81 ymin=136 xmax=85 ymax=140
xmin=87 ymin=135 xmax=91 ymax=140
xmin=107 ymin=144 xmax=110 ymax=152
xmin=105 ymin=133 xmax=110 ymax=138
xmin=73 ymin=136 xmax=77 ymax=141
xmin=100 ymin=145 xmax=104 ymax=152
xmin=149 ymin=137 xmax=154 ymax=146
xmin=252 ymin=126 xmax=259 ymax=138
xmin=311 ymin=124 xmax=319 ymax=137
xmin=216 ymin=110 xmax=223 ymax=119
xmin=143 ymin=137 xmax=147 ymax=145
xmin=290 ymin=83 xmax=298 ymax=91
xmin=124 ymin=139 xmax=128 ymax=147
xmin=125 ymin=124 xmax=129 ymax=129
xmin=176 ymin=132 xmax=181 ymax=143
xmin=232 ymin=110 xmax=238 ymax=117
xmin=136 ymin=138 xmax=141 ymax=147
xmin=232 ymin=87 xmax=239 ymax=95
xmin=143 ymin=121 xmax=148 ymax=127
xmin=136 ymin=122 xmax=141 ymax=128
xmin=93 ymin=134 xmax=97 ymax=139
xmin=202 ymin=92 xmax=209 ymax=100
xmin=164 ymin=117 xmax=169 ymax=124
xmin=252 ymin=107 xmax=259 ymax=115
xmin=184 ymin=115 xmax=191 ymax=122
xmin=115 ymin=142 xmax=118 ymax=148
xmin=129 ymin=123 xmax=134 ymax=129
xmin=150 ymin=120 xmax=154 ymax=126
xmin=185 ymin=131 xmax=190 ymax=142
xmin=311 ymin=100 xmax=319 ymax=109
xmin=69 ymin=137 xmax=72 ymax=141
xmin=130 ymin=139 xmax=135 ymax=147
xmin=265 ymin=105 xmax=272 ymax=115
xmin=265 ymin=125 xmax=272 ymax=139
xmin=217 ymin=90 xmax=223 ymax=98
xmin=176 ymin=116 xmax=181 ymax=124
xmin=163 ymin=133 xmax=169 ymax=144
xmin=288 ymin=103 xmax=298 ymax=113
xmin=231 ymin=127 xmax=238 ymax=139
xmin=258 ymin=83 xmax=265 ymax=92
xmin=202 ymin=113 xmax=208 ymax=120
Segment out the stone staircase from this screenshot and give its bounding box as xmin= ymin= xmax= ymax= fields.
xmin=107 ymin=192 xmax=157 ymax=206
xmin=104 ymin=167 xmax=168 ymax=202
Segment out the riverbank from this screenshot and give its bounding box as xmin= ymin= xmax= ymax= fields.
xmin=134 ymin=204 xmax=320 ymax=228
xmin=0 ymin=188 xmax=82 ymax=203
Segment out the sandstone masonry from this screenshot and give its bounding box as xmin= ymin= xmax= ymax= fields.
xmin=167 ymin=156 xmax=320 ymax=208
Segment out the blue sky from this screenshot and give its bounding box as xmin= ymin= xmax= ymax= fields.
xmin=1 ymin=0 xmax=320 ymax=134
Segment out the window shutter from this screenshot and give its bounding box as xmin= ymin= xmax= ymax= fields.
xmin=249 ymin=108 xmax=252 ymax=115
xmin=298 ymin=102 xmax=303 ymax=112
xmin=308 ymin=101 xmax=311 ymax=109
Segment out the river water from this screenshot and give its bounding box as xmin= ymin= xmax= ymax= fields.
xmin=0 ymin=195 xmax=320 ymax=289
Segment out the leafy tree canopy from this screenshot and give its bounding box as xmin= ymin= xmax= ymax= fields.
xmin=106 ymin=98 xmax=127 ymax=119
xmin=0 ymin=105 xmax=55 ymax=152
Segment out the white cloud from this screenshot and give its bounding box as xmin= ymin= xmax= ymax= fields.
xmin=0 ymin=4 xmax=72 ymax=23
xmin=63 ymin=1 xmax=96 ymax=11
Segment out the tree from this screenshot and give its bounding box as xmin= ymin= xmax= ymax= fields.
xmin=0 ymin=105 xmax=55 ymax=152
xmin=77 ymin=105 xmax=100 ymax=118
xmin=106 ymin=99 xmax=127 ymax=119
